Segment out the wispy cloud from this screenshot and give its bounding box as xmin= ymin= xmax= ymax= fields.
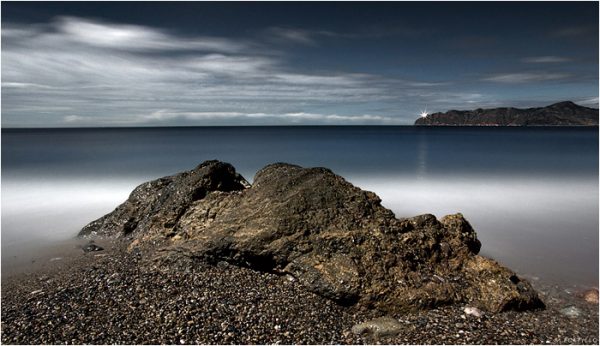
xmin=3 ymin=15 xmax=592 ymax=127
xmin=406 ymin=81 xmax=450 ymax=87
xmin=522 ymin=56 xmax=572 ymax=63
xmin=55 ymin=16 xmax=248 ymax=53
xmin=63 ymin=114 xmax=87 ymax=123
xmin=552 ymin=25 xmax=595 ymax=38
xmin=577 ymin=97 xmax=599 ymax=107
xmin=264 ymin=27 xmax=319 ymax=45
xmin=263 ymin=23 xmax=431 ymax=46
xmin=2 ymin=16 xmax=456 ymax=127
xmin=60 ymin=110 xmax=402 ymax=126
xmin=483 ymin=72 xmax=571 ymax=83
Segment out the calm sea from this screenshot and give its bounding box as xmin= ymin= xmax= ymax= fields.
xmin=2 ymin=126 xmax=598 ymax=287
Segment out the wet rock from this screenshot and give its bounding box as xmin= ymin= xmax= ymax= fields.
xmin=82 ymin=243 xmax=104 ymax=253
xmin=80 ymin=160 xmax=544 ymax=313
xmin=351 ymin=316 xmax=403 ymax=338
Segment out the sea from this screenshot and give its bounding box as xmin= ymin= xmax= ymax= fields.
xmin=2 ymin=126 xmax=598 ymax=288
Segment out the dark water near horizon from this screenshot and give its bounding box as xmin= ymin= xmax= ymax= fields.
xmin=2 ymin=126 xmax=598 ymax=287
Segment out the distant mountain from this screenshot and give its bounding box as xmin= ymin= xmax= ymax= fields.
xmin=414 ymin=101 xmax=599 ymax=126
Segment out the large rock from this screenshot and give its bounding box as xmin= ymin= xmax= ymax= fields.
xmin=79 ymin=160 xmax=544 ymax=313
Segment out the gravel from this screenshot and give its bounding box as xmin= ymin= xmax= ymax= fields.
xmin=2 ymin=241 xmax=598 ymax=344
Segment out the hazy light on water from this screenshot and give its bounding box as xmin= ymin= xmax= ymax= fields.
xmin=2 ymin=173 xmax=597 ymax=287
xmin=1 ymin=179 xmax=139 ymax=255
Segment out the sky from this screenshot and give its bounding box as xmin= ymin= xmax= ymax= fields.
xmin=2 ymin=2 xmax=598 ymax=127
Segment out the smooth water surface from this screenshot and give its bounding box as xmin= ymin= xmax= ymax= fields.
xmin=2 ymin=126 xmax=598 ymax=287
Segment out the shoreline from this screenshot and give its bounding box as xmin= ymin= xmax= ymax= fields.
xmin=2 ymin=241 xmax=598 ymax=344
xmin=3 ymin=237 xmax=597 ymax=293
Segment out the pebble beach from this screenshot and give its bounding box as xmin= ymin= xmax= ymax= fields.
xmin=1 ymin=240 xmax=597 ymax=345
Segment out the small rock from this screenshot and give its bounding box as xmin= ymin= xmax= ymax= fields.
xmin=83 ymin=243 xmax=104 ymax=253
xmin=583 ymin=288 xmax=599 ymax=304
xmin=351 ymin=316 xmax=403 ymax=338
xmin=127 ymin=239 xmax=141 ymax=252
xmin=463 ymin=306 xmax=484 ymax=318
xmin=560 ymin=306 xmax=581 ymax=318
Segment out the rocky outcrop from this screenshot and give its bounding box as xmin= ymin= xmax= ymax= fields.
xmin=79 ymin=160 xmax=250 ymax=239
xmin=414 ymin=101 xmax=599 ymax=126
xmin=79 ymin=160 xmax=544 ymax=313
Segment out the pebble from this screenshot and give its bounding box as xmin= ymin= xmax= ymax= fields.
xmin=560 ymin=306 xmax=581 ymax=318
xmin=82 ymin=243 xmax=104 ymax=253
xmin=583 ymin=289 xmax=599 ymax=304
xmin=351 ymin=317 xmax=403 ymax=338
xmin=463 ymin=306 xmax=484 ymax=318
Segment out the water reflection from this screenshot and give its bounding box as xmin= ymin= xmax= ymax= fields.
xmin=416 ymin=132 xmax=428 ymax=179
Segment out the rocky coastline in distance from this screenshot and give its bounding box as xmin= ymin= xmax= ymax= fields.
xmin=414 ymin=101 xmax=599 ymax=126
xmin=2 ymin=161 xmax=598 ymax=344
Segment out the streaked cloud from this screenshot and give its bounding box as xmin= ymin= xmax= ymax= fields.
xmin=2 ymin=16 xmax=455 ymax=127
xmin=522 ymin=56 xmax=572 ymax=63
xmin=552 ymin=25 xmax=595 ymax=38
xmin=263 ymin=24 xmax=432 ymax=46
xmin=265 ymin=27 xmax=318 ymax=45
xmin=61 ymin=110 xmax=401 ymax=126
xmin=55 ymin=16 xmax=247 ymax=53
xmin=63 ymin=115 xmax=86 ymax=123
xmin=483 ymin=72 xmax=571 ymax=84
xmin=2 ymin=12 xmax=596 ymax=127
xmin=577 ymin=97 xmax=599 ymax=107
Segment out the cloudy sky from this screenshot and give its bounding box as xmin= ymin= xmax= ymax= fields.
xmin=2 ymin=2 xmax=598 ymax=127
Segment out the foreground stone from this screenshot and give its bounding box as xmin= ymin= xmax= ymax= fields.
xmin=583 ymin=289 xmax=599 ymax=304
xmin=351 ymin=317 xmax=403 ymax=338
xmin=79 ymin=160 xmax=544 ymax=313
